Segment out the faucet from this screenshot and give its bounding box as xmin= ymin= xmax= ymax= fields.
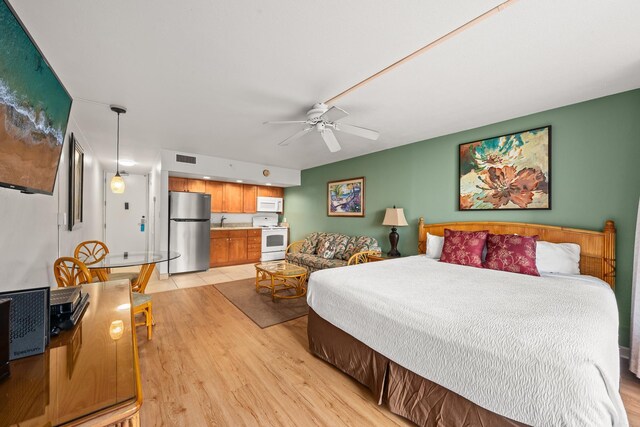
xmin=220 ymin=215 xmax=227 ymax=228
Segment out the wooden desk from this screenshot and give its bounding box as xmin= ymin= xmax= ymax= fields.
xmin=0 ymin=281 xmax=142 ymax=426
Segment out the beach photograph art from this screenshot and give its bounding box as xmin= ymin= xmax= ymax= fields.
xmin=459 ymin=126 xmax=551 ymax=210
xmin=0 ymin=1 xmax=72 ymax=194
xmin=327 ymin=177 xmax=365 ymax=217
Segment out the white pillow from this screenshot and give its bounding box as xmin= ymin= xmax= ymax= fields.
xmin=425 ymin=233 xmax=444 ymax=259
xmin=536 ymin=241 xmax=581 ymax=275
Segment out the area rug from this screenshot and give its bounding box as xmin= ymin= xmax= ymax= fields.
xmin=213 ymin=278 xmax=308 ymax=328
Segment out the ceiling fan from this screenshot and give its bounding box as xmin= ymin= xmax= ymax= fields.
xmin=265 ymin=103 xmax=380 ymax=153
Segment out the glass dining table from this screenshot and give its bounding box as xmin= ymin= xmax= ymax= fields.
xmin=86 ymin=251 xmax=180 ymax=292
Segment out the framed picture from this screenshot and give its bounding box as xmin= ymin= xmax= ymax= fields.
xmin=459 ymin=125 xmax=551 ymax=211
xmin=327 ymin=177 xmax=365 ymax=217
xmin=68 ymin=133 xmax=84 ymax=230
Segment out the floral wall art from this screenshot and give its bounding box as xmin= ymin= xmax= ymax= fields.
xmin=459 ymin=126 xmax=551 ymax=210
xmin=327 ymin=177 xmax=365 ymax=217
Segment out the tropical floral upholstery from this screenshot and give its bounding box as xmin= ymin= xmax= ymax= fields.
xmin=332 ymin=235 xmax=351 ymax=260
xmin=300 ymin=232 xmax=322 ymax=254
xmin=317 ymin=237 xmax=337 ymax=259
xmin=286 ymin=252 xmax=348 ymax=273
xmin=286 ymin=232 xmax=380 ymax=273
xmin=341 ymin=235 xmax=381 ymax=260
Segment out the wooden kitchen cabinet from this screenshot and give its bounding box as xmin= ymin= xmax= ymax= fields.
xmin=222 ymin=183 xmax=244 ymax=213
xmin=188 ymin=179 xmax=206 ymax=193
xmin=228 ymin=233 xmax=248 ymax=263
xmin=169 ymin=177 xmax=207 ymax=193
xmin=210 ymin=229 xmax=261 ymax=267
xmin=168 ymin=177 xmax=189 ymax=192
xmin=247 ymin=229 xmax=262 ymax=261
xmin=243 ymin=185 xmax=257 ymax=213
xmin=173 ymin=177 xmax=283 ymax=213
xmin=206 ymin=181 xmax=224 ymax=212
xmin=210 ymin=234 xmax=229 ymax=266
xmin=257 ymin=186 xmax=284 ymax=198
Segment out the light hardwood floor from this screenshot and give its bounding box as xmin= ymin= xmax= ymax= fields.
xmin=137 ymin=282 xmax=640 ymax=426
xmin=621 ymin=358 xmax=640 ymax=426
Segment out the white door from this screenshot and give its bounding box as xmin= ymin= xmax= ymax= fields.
xmin=105 ymin=173 xmax=149 ymax=254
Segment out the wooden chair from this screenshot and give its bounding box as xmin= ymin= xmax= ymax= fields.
xmin=53 ymin=257 xmax=93 ymax=287
xmin=131 ymin=264 xmax=157 ymax=294
xmin=130 ymin=264 xmax=157 ymax=340
xmin=285 ymin=240 xmax=304 ymax=255
xmin=132 ymin=293 xmax=153 ymax=340
xmin=74 ymin=240 xmax=139 ymax=283
xmin=74 ymin=240 xmax=108 ymax=265
xmin=347 ymin=250 xmax=380 ymax=266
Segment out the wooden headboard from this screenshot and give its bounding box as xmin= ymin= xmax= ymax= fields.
xmin=417 ymin=218 xmax=616 ymax=289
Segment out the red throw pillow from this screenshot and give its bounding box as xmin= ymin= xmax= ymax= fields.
xmin=439 ymin=229 xmax=488 ymax=268
xmin=484 ymin=234 xmax=540 ymax=276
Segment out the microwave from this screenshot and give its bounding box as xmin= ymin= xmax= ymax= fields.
xmin=257 ymin=197 xmax=283 ymax=213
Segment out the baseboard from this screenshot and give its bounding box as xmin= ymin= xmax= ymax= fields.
xmin=620 ymin=346 xmax=630 ymax=359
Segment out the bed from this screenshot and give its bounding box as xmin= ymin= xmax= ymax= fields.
xmin=306 ymin=219 xmax=626 ymax=426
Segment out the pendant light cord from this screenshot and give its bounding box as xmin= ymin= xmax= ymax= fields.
xmin=116 ymin=112 xmax=120 ymax=175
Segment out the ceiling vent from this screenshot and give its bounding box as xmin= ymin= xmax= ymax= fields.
xmin=176 ymin=154 xmax=196 ymax=164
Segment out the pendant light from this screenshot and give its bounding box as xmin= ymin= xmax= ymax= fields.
xmin=110 ymin=105 xmax=127 ymax=194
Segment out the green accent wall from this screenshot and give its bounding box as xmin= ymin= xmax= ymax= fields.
xmin=285 ymin=88 xmax=640 ymax=346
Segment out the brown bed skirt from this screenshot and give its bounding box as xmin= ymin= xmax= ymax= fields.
xmin=308 ymin=308 xmax=525 ymax=427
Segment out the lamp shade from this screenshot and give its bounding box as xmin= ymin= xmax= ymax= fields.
xmin=110 ymin=174 xmax=125 ymax=194
xmin=382 ymin=207 xmax=408 ymax=226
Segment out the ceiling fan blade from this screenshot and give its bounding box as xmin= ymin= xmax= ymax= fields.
xmin=278 ymin=127 xmax=312 ymax=146
xmin=321 ymin=128 xmax=342 ymax=153
xmin=319 ymin=105 xmax=348 ymax=123
xmin=264 ymin=120 xmax=307 ymax=125
xmin=335 ymin=123 xmax=380 ymax=140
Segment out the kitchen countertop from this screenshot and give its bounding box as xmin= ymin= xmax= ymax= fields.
xmin=210 ymin=225 xmax=262 ymax=231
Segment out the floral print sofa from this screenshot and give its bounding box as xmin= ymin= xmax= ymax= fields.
xmin=285 ymin=232 xmax=381 ymax=273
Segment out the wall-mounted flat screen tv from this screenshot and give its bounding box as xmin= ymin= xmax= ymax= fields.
xmin=0 ymin=0 xmax=72 ymax=195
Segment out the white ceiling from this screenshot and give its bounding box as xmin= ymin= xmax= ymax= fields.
xmin=9 ymin=0 xmax=640 ymax=174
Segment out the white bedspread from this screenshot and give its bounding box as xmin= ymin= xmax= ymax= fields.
xmin=307 ymin=256 xmax=627 ymax=426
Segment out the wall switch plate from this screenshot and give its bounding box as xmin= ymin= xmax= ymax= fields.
xmin=57 ymin=213 xmax=66 ymax=226
xmin=125 ymin=202 xmax=129 ymax=210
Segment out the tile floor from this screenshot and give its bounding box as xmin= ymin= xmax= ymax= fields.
xmin=121 ymin=263 xmax=257 ymax=294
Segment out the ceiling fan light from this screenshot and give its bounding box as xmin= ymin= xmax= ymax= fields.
xmin=111 ymin=173 xmax=125 ymax=194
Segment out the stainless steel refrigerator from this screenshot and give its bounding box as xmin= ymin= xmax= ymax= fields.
xmin=169 ymin=191 xmax=211 ymax=274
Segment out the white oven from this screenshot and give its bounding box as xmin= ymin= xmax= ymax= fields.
xmin=257 ymin=197 xmax=283 ymax=213
xmin=253 ymin=216 xmax=289 ymax=261
xmin=260 ymin=227 xmax=288 ymax=261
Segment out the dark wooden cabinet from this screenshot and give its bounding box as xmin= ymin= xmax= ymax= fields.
xmin=210 ymin=229 xmax=261 ymax=267
xmin=243 ymin=185 xmax=257 ymax=213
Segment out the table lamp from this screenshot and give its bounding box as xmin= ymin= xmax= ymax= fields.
xmin=382 ymin=206 xmax=408 ymax=257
